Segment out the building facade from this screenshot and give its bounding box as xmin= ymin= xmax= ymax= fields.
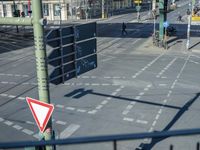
xmin=0 ymin=0 xmax=132 ymax=20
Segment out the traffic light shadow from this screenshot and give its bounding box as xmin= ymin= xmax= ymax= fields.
xmin=65 ymin=88 xmax=181 ymax=110
xmin=65 ymin=89 xmax=200 ymax=149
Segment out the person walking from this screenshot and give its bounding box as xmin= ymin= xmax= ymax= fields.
xmin=121 ymin=22 xmax=127 ymax=35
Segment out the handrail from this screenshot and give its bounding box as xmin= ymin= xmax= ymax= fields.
xmin=1 ymin=128 xmax=200 ymax=149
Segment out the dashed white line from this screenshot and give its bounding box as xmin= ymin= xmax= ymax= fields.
xmin=22 ymin=129 xmax=34 ymax=135
xmin=123 ymin=117 xmax=134 ymax=122
xmin=0 ymin=117 xmax=4 ymax=122
xmin=77 ymin=109 xmax=87 ymax=113
xmin=96 ymin=105 xmax=103 ymax=110
xmin=135 ymin=96 xmax=141 ymax=99
xmin=66 ymin=107 xmax=75 ymax=111
xmin=152 ymin=121 xmax=157 ymax=126
xmin=4 ymin=121 xmax=13 ymax=126
xmin=101 ymin=100 xmax=108 ymax=105
xmin=56 ymin=120 xmax=67 ymax=125
xmin=136 ymin=120 xmax=148 ymax=124
xmin=13 ymin=124 xmax=23 ymax=130
xmin=88 ymin=110 xmax=97 ymax=114
xmin=60 ymin=124 xmax=80 ymax=138
xmin=139 ymin=92 xmax=144 ymax=96
xmin=122 ymin=110 xmax=129 ymax=115
xmin=126 ymin=105 xmax=133 ymax=110
xmin=56 ymin=104 xmax=64 ymax=108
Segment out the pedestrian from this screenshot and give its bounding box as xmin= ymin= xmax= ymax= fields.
xmin=121 ymin=22 xmax=127 ymax=35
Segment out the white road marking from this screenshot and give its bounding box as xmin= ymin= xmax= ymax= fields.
xmin=88 ymin=110 xmax=97 ymax=114
xmin=4 ymin=121 xmax=13 ymax=126
xmin=155 ymin=114 xmax=160 ymax=120
xmin=26 ymin=121 xmax=35 ymax=125
xmin=106 ymin=97 xmax=112 ymax=100
xmin=13 ymin=124 xmax=23 ymax=130
xmin=0 ymin=117 xmax=4 ymax=122
xmin=152 ymin=121 xmax=157 ymax=126
xmin=159 ymin=84 xmax=167 ymax=87
xmin=0 ymin=93 xmax=8 ymax=97
xmin=111 ymin=92 xmax=118 ymax=96
xmin=123 ymin=117 xmax=134 ymax=122
xmin=131 ymin=101 xmax=136 ymax=105
xmin=56 ymin=120 xmax=67 ymax=125
xmin=18 ymin=97 xmax=25 ymax=100
xmin=136 ymin=120 xmax=148 ymax=124
xmin=22 ymin=129 xmax=34 ymax=135
xmin=122 ymin=110 xmax=129 ymax=115
xmin=96 ymin=105 xmax=103 ymax=109
xmin=60 ymin=124 xmax=80 ymax=138
xmin=101 ymin=100 xmax=108 ymax=105
xmin=139 ymin=92 xmax=144 ymax=96
xmin=56 ymin=104 xmax=64 ymax=108
xmin=147 ymin=84 xmax=152 ymax=88
xmin=116 ymin=88 xmax=121 ymax=92
xmin=8 ymin=95 xmax=16 ymax=98
xmin=66 ymin=107 xmax=75 ymax=111
xmin=77 ymin=109 xmax=87 ymax=113
xmin=126 ymin=105 xmax=133 ymax=110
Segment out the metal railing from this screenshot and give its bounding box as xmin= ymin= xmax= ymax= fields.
xmin=1 ymin=128 xmax=200 ymax=150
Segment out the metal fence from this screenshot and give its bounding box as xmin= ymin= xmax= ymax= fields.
xmin=1 ymin=128 xmax=200 ymax=150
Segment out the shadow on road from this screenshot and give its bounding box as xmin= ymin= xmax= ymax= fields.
xmin=65 ymin=88 xmax=200 ymax=149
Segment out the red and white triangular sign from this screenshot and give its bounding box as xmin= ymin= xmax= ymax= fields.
xmin=26 ymin=97 xmax=54 ymax=133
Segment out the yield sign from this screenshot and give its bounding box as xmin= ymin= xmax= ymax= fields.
xmin=26 ymin=97 xmax=54 ymax=133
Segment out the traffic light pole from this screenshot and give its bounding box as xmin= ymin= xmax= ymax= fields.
xmin=159 ymin=0 xmax=164 ymax=44
xmin=32 ymin=0 xmax=53 ymax=149
xmin=0 ymin=0 xmax=53 ymax=149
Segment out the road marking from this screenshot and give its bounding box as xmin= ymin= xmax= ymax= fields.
xmin=0 ymin=117 xmax=4 ymax=122
xmin=56 ymin=120 xmax=67 ymax=125
xmin=8 ymin=95 xmax=16 ymax=98
xmin=101 ymin=100 xmax=108 ymax=105
xmin=66 ymin=107 xmax=75 ymax=111
xmin=116 ymin=88 xmax=121 ymax=92
xmin=159 ymin=84 xmax=167 ymax=87
xmin=136 ymin=120 xmax=148 ymax=124
xmin=60 ymin=124 xmax=80 ymax=138
xmin=122 ymin=110 xmax=129 ymax=115
xmin=22 ymin=129 xmax=34 ymax=135
xmin=4 ymin=121 xmax=13 ymax=126
xmin=96 ymin=105 xmax=103 ymax=110
xmin=123 ymin=117 xmax=134 ymax=122
xmin=77 ymin=109 xmax=87 ymax=113
xmin=26 ymin=121 xmax=35 ymax=125
xmin=0 ymin=93 xmax=8 ymax=97
xmin=88 ymin=110 xmax=97 ymax=114
xmin=111 ymin=92 xmax=118 ymax=96
xmin=13 ymin=124 xmax=23 ymax=130
xmin=126 ymin=105 xmax=133 ymax=110
xmin=56 ymin=104 xmax=64 ymax=108
xmin=139 ymin=92 xmax=144 ymax=96
xmin=152 ymin=121 xmax=157 ymax=126
xmin=155 ymin=114 xmax=160 ymax=120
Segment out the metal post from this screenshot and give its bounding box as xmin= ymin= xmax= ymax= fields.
xmin=102 ymin=0 xmax=105 ymax=18
xmin=32 ymin=0 xmax=53 ymax=150
xmin=152 ymin=0 xmax=156 ymax=10
xmin=186 ymin=2 xmax=192 ymax=50
xmin=159 ymin=0 xmax=164 ymax=42
xmin=28 ymin=0 xmax=31 ymax=17
xmin=170 ymin=145 xmax=173 ymax=150
xmin=113 ymin=140 xmax=117 ymax=150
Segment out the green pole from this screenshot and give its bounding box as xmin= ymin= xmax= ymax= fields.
xmin=159 ymin=0 xmax=164 ymax=43
xmin=32 ymin=0 xmax=53 ymax=150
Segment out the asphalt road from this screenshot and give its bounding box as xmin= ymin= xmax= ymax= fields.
xmin=1 ymin=1 xmax=200 ymax=150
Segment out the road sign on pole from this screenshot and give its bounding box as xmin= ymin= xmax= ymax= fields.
xmin=26 ymin=97 xmax=54 ymax=133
